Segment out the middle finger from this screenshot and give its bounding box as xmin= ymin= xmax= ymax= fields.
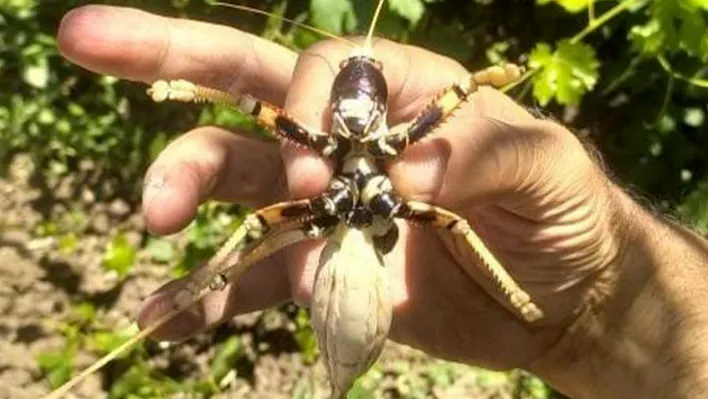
xmin=143 ymin=126 xmax=285 ymax=235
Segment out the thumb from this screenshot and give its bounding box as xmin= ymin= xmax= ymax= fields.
xmin=387 ymin=89 xmax=594 ymax=215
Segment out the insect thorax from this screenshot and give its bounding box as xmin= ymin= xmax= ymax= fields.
xmin=330 ymin=55 xmax=388 ymax=141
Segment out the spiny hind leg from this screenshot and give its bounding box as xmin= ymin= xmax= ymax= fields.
xmin=42 ymin=215 xmax=338 ymax=399
xmin=173 ymin=174 xmax=358 ymax=310
xmin=147 ymin=79 xmax=340 ymax=157
xmin=174 ymin=198 xmax=326 ymax=310
xmin=367 ymin=63 xmax=524 ymax=157
xmin=396 ymin=200 xmax=544 ymax=323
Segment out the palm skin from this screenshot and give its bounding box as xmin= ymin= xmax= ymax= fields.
xmin=58 ymin=4 xmax=626 ymax=374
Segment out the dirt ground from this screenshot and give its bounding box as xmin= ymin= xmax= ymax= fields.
xmin=0 ymin=155 xmax=542 ymax=399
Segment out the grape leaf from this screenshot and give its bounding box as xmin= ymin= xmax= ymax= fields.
xmin=310 ymin=0 xmax=357 ymax=35
xmin=630 ymin=0 xmax=708 ymax=61
xmin=529 ymin=40 xmax=600 ymax=106
xmin=388 ymin=0 xmax=426 ymax=26
xmin=537 ymin=0 xmax=591 ymax=13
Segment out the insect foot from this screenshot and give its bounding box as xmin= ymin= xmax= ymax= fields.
xmin=311 ymin=225 xmax=392 ymax=398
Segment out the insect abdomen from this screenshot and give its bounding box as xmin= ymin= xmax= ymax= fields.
xmin=311 ymin=225 xmax=392 ymax=398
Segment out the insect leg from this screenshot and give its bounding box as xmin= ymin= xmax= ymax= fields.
xmin=147 ymin=79 xmax=340 ymax=157
xmin=397 ymin=200 xmax=544 ymax=322
xmin=43 ymin=215 xmax=336 ymax=399
xmin=173 ymin=196 xmax=335 ymax=310
xmin=175 ymin=172 xmax=359 ymax=309
xmin=361 ymin=172 xmax=542 ymax=321
xmin=367 ymin=63 xmax=524 ymax=157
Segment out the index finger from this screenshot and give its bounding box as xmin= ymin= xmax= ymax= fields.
xmin=58 ymin=5 xmax=297 ymax=105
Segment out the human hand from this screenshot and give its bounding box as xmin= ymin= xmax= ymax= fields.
xmin=58 ymin=4 xmax=629 ymax=377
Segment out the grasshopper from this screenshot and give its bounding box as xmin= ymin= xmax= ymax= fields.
xmin=46 ymin=1 xmax=543 ymax=398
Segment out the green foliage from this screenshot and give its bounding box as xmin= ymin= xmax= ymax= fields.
xmin=310 ymin=0 xmax=357 ymax=35
xmin=529 ymin=40 xmax=600 ymax=105
xmin=37 ymin=350 xmax=75 ymax=389
xmin=388 ymin=0 xmax=426 ymax=26
xmin=537 ymin=0 xmax=592 ymax=13
xmin=209 ymin=336 xmax=243 ymax=385
xmin=631 ymin=0 xmax=708 ymax=61
xmin=175 ymin=202 xmax=244 ymax=276
xmin=146 ymin=238 xmax=178 ymax=264
xmin=88 ymin=324 xmax=140 ymax=359
xmin=102 ymin=233 xmax=137 ymax=278
xmin=293 ymin=308 xmax=319 ymax=364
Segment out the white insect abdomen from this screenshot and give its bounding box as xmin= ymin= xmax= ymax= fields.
xmin=311 ymin=224 xmax=392 ymax=398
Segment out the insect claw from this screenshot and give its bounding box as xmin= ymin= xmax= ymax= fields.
xmin=208 ymin=274 xmax=228 ymax=291
xmin=147 ymin=80 xmax=171 ymax=102
xmin=305 ymin=224 xmax=325 ymax=239
xmin=521 ymin=303 xmax=545 ymax=323
xmin=245 ymin=214 xmax=265 ymax=239
xmin=504 ymin=63 xmax=524 ymax=80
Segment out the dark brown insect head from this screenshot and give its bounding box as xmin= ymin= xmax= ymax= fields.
xmin=330 ymin=55 xmax=388 ymax=138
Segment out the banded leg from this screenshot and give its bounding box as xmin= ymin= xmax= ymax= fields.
xmin=367 ymin=63 xmax=524 ymax=157
xmin=43 ymin=217 xmax=336 ymax=399
xmin=173 ymin=175 xmax=358 ymax=310
xmin=397 ymin=200 xmax=544 ymax=323
xmin=147 ymin=80 xmax=340 ymax=156
xmin=173 ymin=198 xmax=321 ymax=310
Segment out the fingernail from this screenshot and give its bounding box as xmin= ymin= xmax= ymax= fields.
xmin=143 ymin=168 xmax=167 ymax=204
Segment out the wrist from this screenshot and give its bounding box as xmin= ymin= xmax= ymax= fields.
xmin=530 ymin=187 xmax=708 ymax=398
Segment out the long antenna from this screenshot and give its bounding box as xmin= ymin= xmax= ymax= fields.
xmin=209 ymin=1 xmax=357 ymax=47
xmin=364 ymin=0 xmax=387 ymax=53
xmin=42 ymin=298 xmax=203 ymax=399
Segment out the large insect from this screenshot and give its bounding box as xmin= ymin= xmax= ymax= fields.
xmin=47 ymin=1 xmax=543 ymax=398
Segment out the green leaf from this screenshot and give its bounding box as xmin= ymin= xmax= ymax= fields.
xmin=529 ymin=40 xmax=600 ymax=105
xmin=209 ymin=336 xmax=242 ymax=383
xmin=102 ymin=233 xmax=137 ymax=278
xmin=631 ymin=0 xmax=708 ymax=61
xmin=310 ymin=0 xmax=358 ymax=35
xmin=537 ymin=0 xmax=591 ymax=13
xmin=72 ymin=302 xmax=96 ymax=324
xmin=679 ymin=180 xmax=708 ymax=233
xmin=37 ymin=350 xmax=75 ymax=388
xmin=148 ymin=132 xmax=168 ymax=162
xmin=423 ymin=362 xmax=459 ymax=388
xmin=58 ymin=232 xmax=78 ymax=255
xmin=89 ymin=324 xmax=140 ymax=357
xmin=684 ymin=107 xmax=705 ymax=127
xmin=23 ymin=58 xmax=49 ymax=88
xmin=34 ymin=221 xmax=60 ymax=237
xmin=108 ymin=362 xmax=180 ymax=399
xmin=146 ymin=238 xmax=176 ymax=263
xmin=388 ymin=0 xmax=426 ymax=26
xmin=346 ymin=378 xmax=376 ymax=398
xmin=291 ymin=377 xmax=315 ymax=399
xmin=293 ymin=309 xmax=319 ymax=364
xmin=474 ymin=368 xmax=511 ymax=389
xmin=521 ymin=374 xmax=553 ymax=398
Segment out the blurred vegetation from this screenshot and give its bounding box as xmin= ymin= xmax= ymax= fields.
xmin=2 ymin=0 xmax=707 ymax=397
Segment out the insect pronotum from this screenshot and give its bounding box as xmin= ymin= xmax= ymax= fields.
xmin=45 ymin=1 xmax=544 ymax=398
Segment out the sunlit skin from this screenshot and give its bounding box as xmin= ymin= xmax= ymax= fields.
xmin=58 ymin=5 xmax=708 ymax=398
